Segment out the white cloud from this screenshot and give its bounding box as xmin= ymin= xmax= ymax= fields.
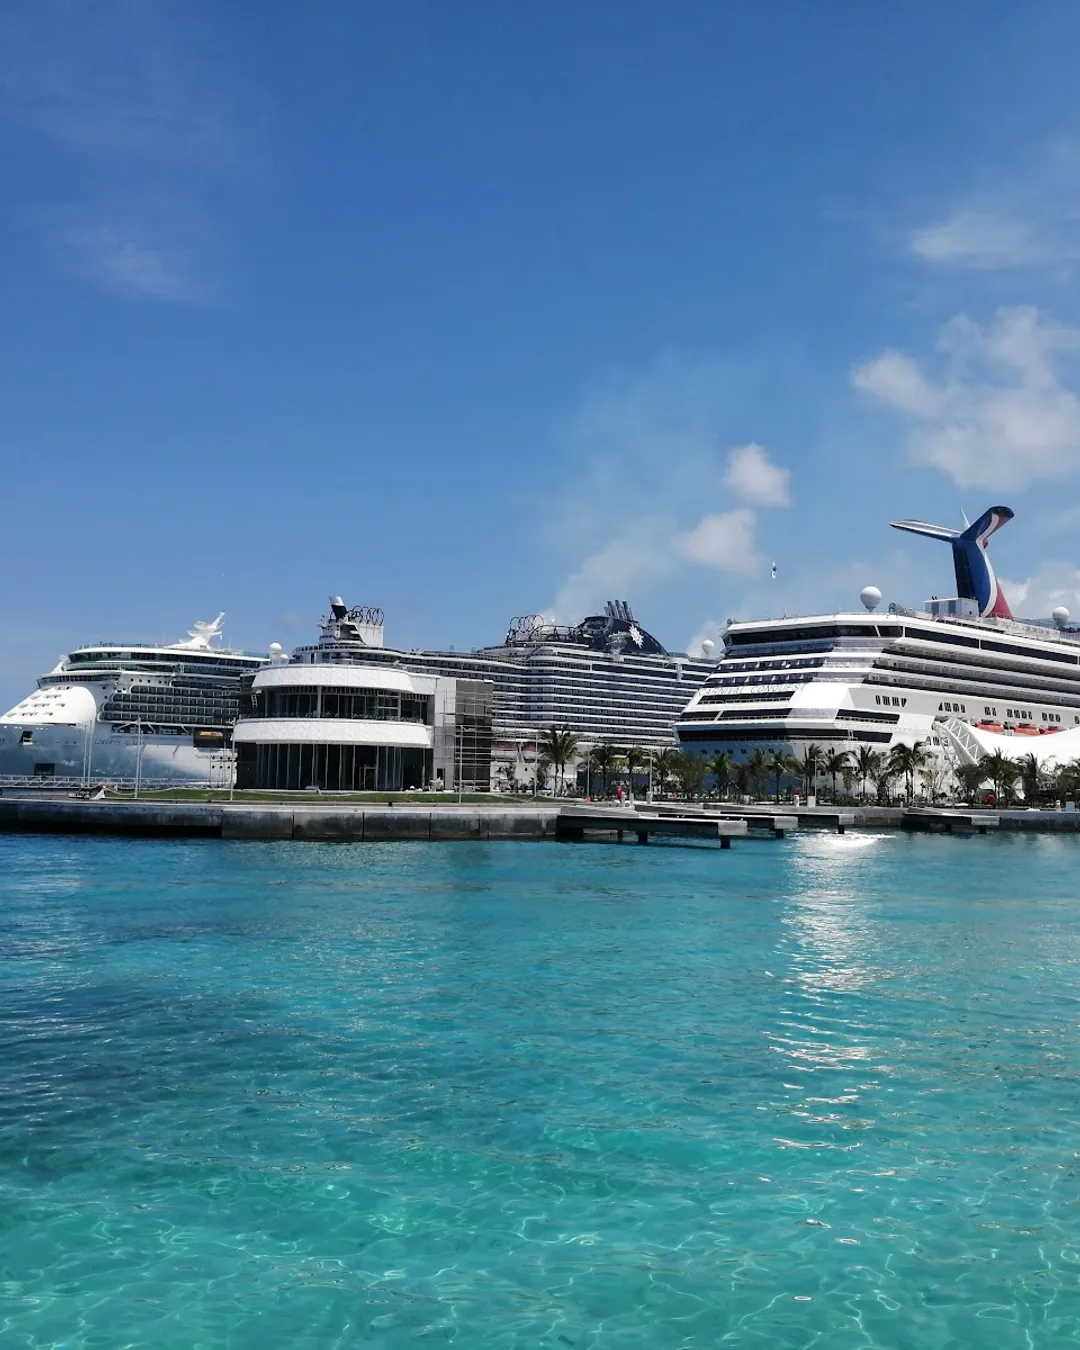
xmin=673 ymin=508 xmax=759 ymax=572
xmin=852 ymin=306 xmax=1080 ymax=490
xmin=542 ymin=356 xmax=794 ymax=620
xmin=540 ymin=357 xmax=795 ymax=622
xmin=906 ymin=146 xmax=1080 ymax=272
xmin=0 ymin=1 xmax=263 ymax=300
xmin=551 ymin=518 xmax=681 ymax=622
xmin=63 ymin=223 xmax=199 ymax=302
xmin=723 ymin=442 xmax=790 ymax=507
xmin=685 ymin=620 xmax=722 ymax=658
xmin=909 ymin=212 xmax=1060 ymax=270
xmin=998 ymin=565 xmax=1080 ymax=621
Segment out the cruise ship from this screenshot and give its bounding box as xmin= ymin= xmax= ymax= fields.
xmin=677 ymin=506 xmax=1080 ymax=768
xmin=286 ymin=598 xmax=715 ymax=776
xmin=0 ymin=616 xmax=269 ymax=786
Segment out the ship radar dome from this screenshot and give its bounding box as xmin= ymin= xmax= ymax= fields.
xmin=860 ymin=586 xmax=882 ymax=612
xmin=268 ymin=642 xmax=285 ymax=656
xmin=701 ymin=638 xmax=715 ymax=656
xmin=1053 ymin=606 xmax=1071 ymax=626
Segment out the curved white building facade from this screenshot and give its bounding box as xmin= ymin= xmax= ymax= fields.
xmin=234 ymin=663 xmax=493 ymax=792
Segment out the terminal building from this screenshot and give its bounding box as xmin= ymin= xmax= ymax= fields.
xmin=283 ymin=598 xmax=716 ymax=786
xmin=233 ymin=634 xmax=493 ymax=793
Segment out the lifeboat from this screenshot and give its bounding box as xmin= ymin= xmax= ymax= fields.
xmin=1014 ymin=723 xmax=1039 ymax=735
xmin=976 ymin=721 xmax=1005 ymax=733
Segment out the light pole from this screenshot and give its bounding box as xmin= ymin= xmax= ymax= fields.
xmin=456 ymin=690 xmax=465 ymax=804
xmin=83 ymin=711 xmax=96 ymax=789
xmin=134 ymin=719 xmax=144 ymax=798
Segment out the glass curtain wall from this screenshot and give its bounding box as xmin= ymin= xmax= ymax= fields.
xmin=236 ymin=742 xmax=430 ymax=791
xmin=255 ymin=688 xmax=429 ymax=721
xmin=455 ymin=680 xmax=494 ymax=792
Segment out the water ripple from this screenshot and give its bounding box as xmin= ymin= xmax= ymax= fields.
xmin=3 ymin=832 xmax=1080 ymax=1346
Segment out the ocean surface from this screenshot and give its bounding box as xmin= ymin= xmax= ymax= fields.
xmin=3 ymin=831 xmax=1080 ymax=1348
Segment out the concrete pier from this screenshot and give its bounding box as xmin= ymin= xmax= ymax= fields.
xmin=558 ymin=805 xmax=750 ymax=846
xmin=0 ymin=797 xmax=561 ymax=842
xmin=3 ymin=793 xmax=1080 ymax=842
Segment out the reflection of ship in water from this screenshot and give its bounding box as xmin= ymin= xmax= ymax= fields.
xmin=0 ymin=615 xmax=269 ymax=785
xmin=289 ymin=598 xmax=716 ymax=775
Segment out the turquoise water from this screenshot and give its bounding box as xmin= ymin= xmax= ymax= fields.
xmin=4 ymin=834 xmax=1080 ymax=1348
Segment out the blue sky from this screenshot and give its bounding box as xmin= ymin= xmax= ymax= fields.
xmin=4 ymin=1 xmax=1080 ymax=707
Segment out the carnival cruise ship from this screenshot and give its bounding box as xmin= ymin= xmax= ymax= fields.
xmin=0 ymin=616 xmax=269 ymax=786
xmin=286 ymin=598 xmax=715 ymax=766
xmin=677 ymin=506 xmax=1080 ymax=766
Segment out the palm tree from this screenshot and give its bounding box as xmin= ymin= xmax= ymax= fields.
xmin=822 ymin=750 xmax=851 ymax=803
xmin=653 ymin=748 xmax=678 ymax=800
xmin=888 ymin=740 xmax=931 ymax=803
xmin=588 ymin=742 xmax=619 ymax=797
xmin=1018 ymin=752 xmax=1042 ymax=805
xmin=539 ymin=725 xmax=581 ymax=797
xmin=746 ymin=749 xmax=769 ymax=800
xmin=980 ymin=749 xmax=1013 ymax=804
xmin=954 ymin=760 xmax=987 ymax=802
xmin=797 ymin=743 xmax=823 ymax=799
xmin=707 ymin=752 xmax=733 ymax=799
xmin=871 ymin=757 xmax=897 ymax=804
xmin=623 ymin=746 xmax=646 ymax=798
xmin=767 ymin=750 xmax=797 ymax=804
xmin=673 ymin=750 xmax=707 ymax=800
xmin=854 ymin=746 xmax=881 ymax=803
xmin=1055 ymin=757 xmax=1080 ymax=804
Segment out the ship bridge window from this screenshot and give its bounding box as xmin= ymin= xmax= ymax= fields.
xmin=982 ymin=639 xmax=1079 ymax=665
xmin=905 ymin=627 xmax=980 ymax=649
xmin=727 ymin=623 xmax=876 ymax=647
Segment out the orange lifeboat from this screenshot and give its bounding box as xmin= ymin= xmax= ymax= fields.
xmin=976 ymin=721 xmax=1005 ymax=733
xmin=1014 ymin=723 xmax=1039 ymax=735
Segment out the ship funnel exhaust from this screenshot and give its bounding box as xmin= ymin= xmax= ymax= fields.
xmin=890 ymin=506 xmax=1014 ymax=619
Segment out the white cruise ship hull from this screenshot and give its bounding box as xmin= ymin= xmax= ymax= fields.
xmin=0 ymin=621 xmax=265 ymax=788
xmin=677 ymin=608 xmax=1080 ymax=769
xmin=0 ymin=722 xmax=234 ymax=785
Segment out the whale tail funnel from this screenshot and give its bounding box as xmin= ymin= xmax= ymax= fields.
xmin=890 ymin=506 xmax=1014 ymax=618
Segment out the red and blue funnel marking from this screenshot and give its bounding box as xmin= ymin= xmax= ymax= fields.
xmin=890 ymin=507 xmax=1014 ymax=618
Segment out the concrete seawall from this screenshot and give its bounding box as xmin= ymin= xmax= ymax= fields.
xmin=0 ymin=798 xmax=561 ymax=842
xmin=4 ymin=795 xmax=1080 ymax=842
